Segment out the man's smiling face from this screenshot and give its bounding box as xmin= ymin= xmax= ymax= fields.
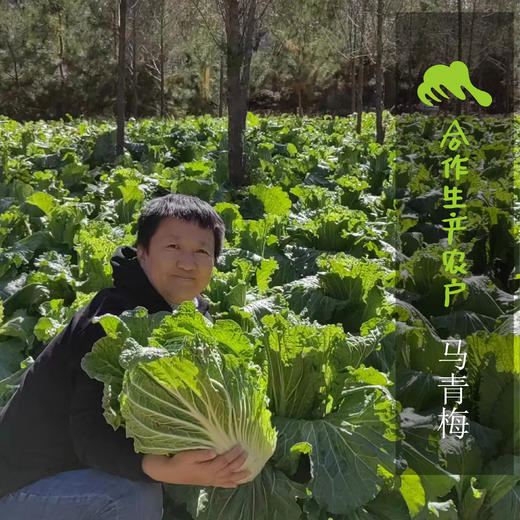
xmin=137 ymin=217 xmax=215 ymax=305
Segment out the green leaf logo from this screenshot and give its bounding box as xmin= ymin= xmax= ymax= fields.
xmin=417 ymin=61 xmax=492 ymax=107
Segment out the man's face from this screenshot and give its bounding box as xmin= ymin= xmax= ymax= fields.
xmin=137 ymin=217 xmax=215 ymax=305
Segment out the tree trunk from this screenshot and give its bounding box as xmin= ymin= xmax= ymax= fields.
xmin=58 ymin=13 xmax=65 ymax=84
xmin=407 ymin=13 xmax=413 ymax=108
xmin=505 ymin=62 xmax=511 ymax=113
xmin=132 ymin=3 xmax=138 ymax=117
xmin=159 ymin=0 xmax=165 ymax=117
xmin=227 ymin=55 xmax=245 ymax=185
xmin=351 ymin=59 xmax=357 ymax=115
xmin=375 ymin=0 xmax=384 ymax=144
xmin=112 ymin=8 xmax=118 ymax=58
xmin=457 ymin=0 xmax=462 ymax=62
xmin=219 ymin=41 xmax=225 ymax=117
xmin=356 ymin=0 xmax=367 ymax=134
xmin=350 ymin=10 xmax=357 ymax=116
xmin=223 ymin=0 xmax=257 ymax=187
xmin=6 ymin=41 xmax=20 ymax=90
xmin=457 ymin=0 xmax=462 ymax=115
xmin=57 ymin=10 xmax=66 ymax=117
xmin=467 ymin=0 xmax=477 ymax=70
xmin=6 ymin=40 xmax=20 ymax=116
xmin=355 ymin=66 xmax=363 ymax=133
xmin=116 ymin=0 xmax=127 ymax=157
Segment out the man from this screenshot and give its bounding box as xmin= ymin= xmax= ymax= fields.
xmin=0 ymin=194 xmax=250 ymax=519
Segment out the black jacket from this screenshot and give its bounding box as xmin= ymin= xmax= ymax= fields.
xmin=0 ymin=245 xmax=212 ymax=499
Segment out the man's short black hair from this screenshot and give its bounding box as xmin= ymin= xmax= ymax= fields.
xmin=135 ymin=194 xmax=225 ymax=262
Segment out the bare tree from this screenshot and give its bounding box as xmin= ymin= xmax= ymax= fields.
xmin=50 ymin=1 xmax=67 ymax=117
xmin=215 ymin=0 xmax=256 ymax=186
xmin=116 ymin=0 xmax=128 ymax=156
xmin=356 ymin=0 xmax=367 ymax=134
xmin=218 ymin=32 xmax=225 ymax=117
xmin=215 ymin=0 xmax=271 ymax=186
xmin=350 ymin=6 xmax=357 ymax=115
xmin=375 ymin=0 xmax=384 ymax=143
xmin=140 ymin=0 xmax=179 ymax=117
xmin=159 ymin=0 xmax=166 ymax=116
xmin=456 ymin=0 xmax=462 ymax=115
xmin=323 ymin=0 xmax=368 ymax=130
xmin=130 ymin=0 xmax=140 ymax=117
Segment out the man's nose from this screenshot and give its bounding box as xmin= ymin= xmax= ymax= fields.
xmin=176 ymin=251 xmax=197 ymax=269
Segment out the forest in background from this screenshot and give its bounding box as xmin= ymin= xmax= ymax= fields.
xmin=1 ymin=0 xmax=518 ymax=123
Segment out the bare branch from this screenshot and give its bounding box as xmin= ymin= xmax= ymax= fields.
xmin=186 ymin=0 xmax=222 ymax=48
xmin=257 ymin=0 xmax=275 ymax=21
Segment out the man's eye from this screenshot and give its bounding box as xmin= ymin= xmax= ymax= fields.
xmin=197 ymin=250 xmax=210 ymax=255
xmin=168 ymin=244 xmax=179 ymax=249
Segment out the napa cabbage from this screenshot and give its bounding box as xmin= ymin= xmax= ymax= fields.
xmin=81 ymin=302 xmax=277 ymax=483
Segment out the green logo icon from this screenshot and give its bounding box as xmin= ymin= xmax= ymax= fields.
xmin=417 ymin=61 xmax=492 ymax=107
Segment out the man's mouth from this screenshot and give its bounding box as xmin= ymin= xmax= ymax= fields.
xmin=172 ymin=274 xmax=195 ymax=280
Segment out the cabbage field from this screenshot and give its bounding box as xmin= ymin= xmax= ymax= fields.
xmin=0 ymin=112 xmax=518 ymax=519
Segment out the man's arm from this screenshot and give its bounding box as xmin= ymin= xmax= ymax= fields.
xmin=69 ymin=355 xmax=156 ymax=483
xmin=68 ymin=322 xmax=156 ymax=483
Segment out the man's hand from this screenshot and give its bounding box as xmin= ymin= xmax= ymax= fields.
xmin=142 ymin=445 xmax=251 ymax=488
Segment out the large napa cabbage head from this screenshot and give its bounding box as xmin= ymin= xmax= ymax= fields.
xmin=82 ymin=303 xmax=277 ymax=483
